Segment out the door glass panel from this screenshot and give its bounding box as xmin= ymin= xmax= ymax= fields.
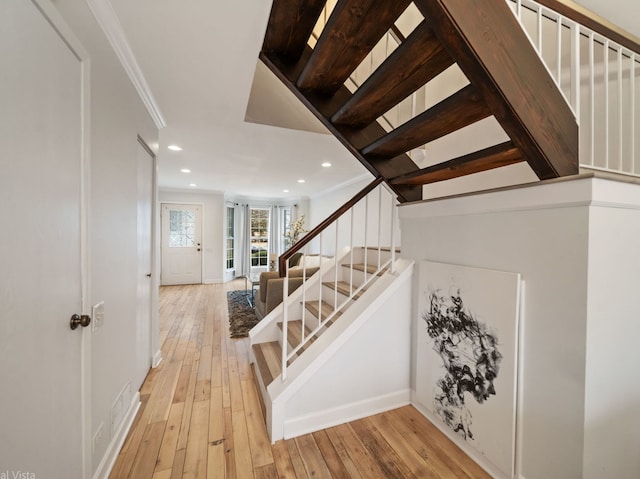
xmin=169 ymin=209 xmax=196 ymax=247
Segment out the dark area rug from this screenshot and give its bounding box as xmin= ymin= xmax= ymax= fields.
xmin=227 ymin=290 xmax=260 ymax=338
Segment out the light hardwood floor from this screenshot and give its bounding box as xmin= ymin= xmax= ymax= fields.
xmin=108 ymin=281 xmax=490 ymax=478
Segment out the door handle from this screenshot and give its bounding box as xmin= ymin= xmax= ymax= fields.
xmin=146 ymin=273 xmax=151 ymax=277
xmin=70 ymin=314 xmax=91 ymax=330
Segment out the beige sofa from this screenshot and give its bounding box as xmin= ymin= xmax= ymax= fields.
xmin=254 ymin=267 xmax=319 ymax=319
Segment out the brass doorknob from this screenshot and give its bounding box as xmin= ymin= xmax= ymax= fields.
xmin=70 ymin=314 xmax=91 ymax=330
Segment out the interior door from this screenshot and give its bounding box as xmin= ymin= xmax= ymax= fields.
xmin=161 ymin=203 xmax=203 ymax=285
xmin=0 ymin=0 xmax=89 ymax=476
xmin=135 ymin=138 xmax=154 ymax=388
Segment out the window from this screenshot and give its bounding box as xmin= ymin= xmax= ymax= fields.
xmin=226 ymin=206 xmax=234 ymax=270
xmin=250 ymin=208 xmax=269 ymax=267
xmin=168 ymin=209 xmax=196 ymax=247
xmin=282 ymin=207 xmax=292 ymax=251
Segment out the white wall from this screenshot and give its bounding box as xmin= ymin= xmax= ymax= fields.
xmin=576 ymin=0 xmax=640 ymax=38
xmin=582 ymin=180 xmax=640 ymax=479
xmin=400 ymin=177 xmax=592 ymax=479
xmin=159 ymin=189 xmax=225 ymax=284
xmin=308 ymin=175 xmax=371 ymax=227
xmin=50 ymin=0 xmax=159 ymax=475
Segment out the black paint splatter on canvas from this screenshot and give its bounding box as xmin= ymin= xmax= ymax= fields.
xmin=422 ymin=289 xmax=502 ymax=440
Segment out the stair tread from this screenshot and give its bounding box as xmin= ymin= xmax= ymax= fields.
xmin=391 ymin=140 xmax=524 ymax=186
xmin=297 ymin=0 xmax=413 ymax=93
xmin=252 ymin=342 xmax=282 ymax=386
xmin=342 ymin=263 xmax=385 ymax=275
xmin=332 ymin=21 xmax=454 ymax=127
xmin=276 ymin=320 xmax=316 ymax=354
xmin=304 ymin=300 xmax=342 ymax=324
xmin=362 ymin=84 xmax=492 ymax=158
xmin=262 ymin=0 xmax=325 ymax=61
xmin=363 ymin=246 xmax=401 ymax=253
xmin=323 ymin=281 xmax=366 ymax=299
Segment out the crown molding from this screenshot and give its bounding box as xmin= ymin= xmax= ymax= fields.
xmin=87 ymin=0 xmax=167 ymax=129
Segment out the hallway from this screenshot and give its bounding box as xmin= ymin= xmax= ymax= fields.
xmin=109 ymin=282 xmax=489 ymax=478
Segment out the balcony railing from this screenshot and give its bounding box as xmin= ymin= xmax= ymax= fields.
xmin=508 ymin=0 xmax=639 ymax=176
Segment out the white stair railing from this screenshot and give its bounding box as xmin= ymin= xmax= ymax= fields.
xmin=278 ymin=179 xmax=399 ymax=381
xmin=507 ymin=0 xmax=639 ymax=176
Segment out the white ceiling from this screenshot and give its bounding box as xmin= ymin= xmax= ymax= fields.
xmin=107 ymin=0 xmax=367 ymax=199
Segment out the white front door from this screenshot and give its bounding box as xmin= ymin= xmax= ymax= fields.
xmin=135 ymin=139 xmax=154 ymax=388
xmin=0 ymin=0 xmax=89 ymax=476
xmin=161 ymin=203 xmax=203 ymax=285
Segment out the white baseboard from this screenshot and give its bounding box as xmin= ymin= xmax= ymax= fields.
xmin=92 ymin=392 xmax=141 ymax=479
xmin=152 ymin=350 xmax=162 ymax=368
xmin=283 ymin=389 xmax=410 ymax=440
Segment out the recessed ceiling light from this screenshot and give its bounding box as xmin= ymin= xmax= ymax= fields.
xmin=180 ymin=168 xmax=191 ymax=173
xmin=168 ymin=144 xmax=182 ymax=151
xmin=189 ymin=183 xmax=197 ymax=188
xmin=297 ymin=179 xmax=305 ymax=183
xmin=283 ymin=189 xmax=289 ymax=193
xmin=321 ymin=162 xmax=332 ymax=167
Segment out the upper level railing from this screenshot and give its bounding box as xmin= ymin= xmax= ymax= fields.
xmin=309 ymin=0 xmax=639 ymax=177
xmin=278 ymin=178 xmax=399 ymax=381
xmin=508 ymin=0 xmax=639 ymax=176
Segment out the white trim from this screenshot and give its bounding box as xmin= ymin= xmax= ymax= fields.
xmin=400 ymin=175 xmax=640 ymax=220
xmin=152 ymin=350 xmax=163 ymax=369
xmin=283 ymin=389 xmax=410 ymax=440
xmin=86 ymin=0 xmax=166 ymax=129
xmin=92 ymin=392 xmax=141 ymax=479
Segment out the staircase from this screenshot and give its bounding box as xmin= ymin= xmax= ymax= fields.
xmin=260 ymin=0 xmax=579 ymax=203
xmin=250 ymin=245 xmax=414 ymax=441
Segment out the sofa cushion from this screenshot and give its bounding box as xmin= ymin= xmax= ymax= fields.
xmin=258 ymin=271 xmax=279 ymax=303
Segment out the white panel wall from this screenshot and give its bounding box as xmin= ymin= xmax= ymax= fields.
xmin=401 ymin=175 xmax=640 ymax=478
xmin=53 ymin=0 xmax=159 ymax=474
xmin=582 ymin=181 xmax=640 ymax=479
xmin=159 ymin=190 xmax=224 ymax=284
xmin=400 ymin=178 xmax=592 ymax=479
xmin=280 ymin=267 xmax=413 ymax=438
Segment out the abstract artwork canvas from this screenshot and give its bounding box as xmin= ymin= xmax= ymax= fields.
xmin=416 ymin=261 xmax=521 ymax=478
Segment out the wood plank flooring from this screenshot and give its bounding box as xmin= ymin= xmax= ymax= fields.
xmin=108 ymin=281 xmax=490 ymax=478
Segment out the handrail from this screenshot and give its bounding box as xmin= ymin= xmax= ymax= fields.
xmin=533 ymin=0 xmax=640 ymax=53
xmin=278 ymin=177 xmax=384 ymax=275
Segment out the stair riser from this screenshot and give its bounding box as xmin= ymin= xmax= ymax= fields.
xmin=339 ymin=265 xmax=383 ymax=285
xmin=351 ymin=247 xmax=398 ymax=266
xmin=321 ymin=284 xmax=359 ymax=307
